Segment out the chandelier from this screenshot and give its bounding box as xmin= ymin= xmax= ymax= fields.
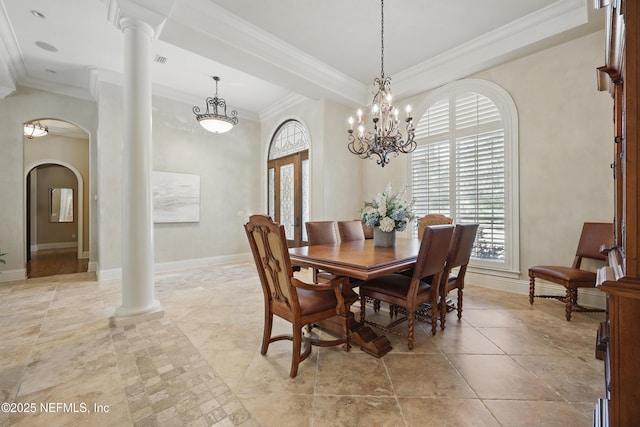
xmin=347 ymin=0 xmax=416 ymax=167
xmin=24 ymin=121 xmax=49 ymax=139
xmin=193 ymin=76 xmax=238 ymax=134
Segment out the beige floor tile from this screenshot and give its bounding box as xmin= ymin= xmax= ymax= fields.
xmin=484 ymin=399 xmax=592 ymax=427
xmin=313 ymin=395 xmax=405 ymax=427
xmin=384 ymin=353 xmax=477 ymax=398
xmin=399 ymin=397 xmax=500 ymax=427
xmin=448 ymin=354 xmax=561 ymax=400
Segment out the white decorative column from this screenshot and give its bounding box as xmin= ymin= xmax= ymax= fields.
xmin=113 ymin=15 xmax=163 ymax=326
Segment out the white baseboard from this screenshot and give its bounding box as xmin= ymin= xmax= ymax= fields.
xmin=34 ymin=242 xmax=78 ymax=250
xmin=96 ymin=252 xmax=253 ymax=281
xmin=0 ymin=268 xmax=27 ymax=283
xmin=466 ymin=271 xmax=607 ymax=310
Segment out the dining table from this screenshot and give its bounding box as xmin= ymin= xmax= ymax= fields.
xmin=289 ymin=238 xmax=422 ymax=357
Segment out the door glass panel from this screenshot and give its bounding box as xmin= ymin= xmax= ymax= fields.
xmin=268 ymin=168 xmax=275 ymax=219
xmin=302 ymin=159 xmax=309 ymax=242
xmin=280 ymin=163 xmax=294 ymax=239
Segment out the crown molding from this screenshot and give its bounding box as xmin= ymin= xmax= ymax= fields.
xmin=259 ymin=93 xmax=310 ymax=123
xmin=162 ymin=0 xmax=367 ymax=107
xmin=392 ymin=0 xmax=592 ymax=98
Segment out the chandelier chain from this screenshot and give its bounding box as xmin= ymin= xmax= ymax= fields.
xmin=380 ymin=0 xmax=384 ymax=79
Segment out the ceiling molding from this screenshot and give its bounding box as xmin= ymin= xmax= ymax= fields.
xmin=392 ymin=0 xmax=593 ymax=98
xmin=162 ymin=0 xmax=367 ymax=107
xmin=0 ymin=1 xmax=21 ymax=98
xmin=259 ymin=93 xmax=310 ymax=123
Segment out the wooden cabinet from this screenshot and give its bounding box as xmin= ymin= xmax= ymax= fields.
xmin=596 ymin=1 xmax=640 ymax=426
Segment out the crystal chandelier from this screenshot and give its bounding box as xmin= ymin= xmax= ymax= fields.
xmin=347 ymin=0 xmax=416 ymax=167
xmin=193 ymin=76 xmax=238 ymax=134
xmin=24 ymin=121 xmax=49 ymax=139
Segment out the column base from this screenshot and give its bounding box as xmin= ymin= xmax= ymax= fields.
xmin=111 ymin=303 xmax=164 ymax=327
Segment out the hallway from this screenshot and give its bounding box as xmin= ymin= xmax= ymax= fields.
xmin=27 ymin=248 xmax=88 ymax=278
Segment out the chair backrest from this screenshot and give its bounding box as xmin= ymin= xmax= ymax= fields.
xmin=446 ymin=223 xmax=480 ymax=270
xmin=338 ymin=220 xmax=366 ymax=242
xmin=413 ymin=224 xmax=455 ymax=281
xmin=305 ymin=221 xmax=338 ymax=245
xmin=418 ymin=214 xmax=453 ymax=240
xmin=245 ymin=215 xmax=296 ymax=309
xmin=574 ymin=222 xmax=614 ymax=267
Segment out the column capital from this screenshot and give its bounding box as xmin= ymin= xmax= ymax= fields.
xmin=105 ymin=0 xmax=176 ymax=36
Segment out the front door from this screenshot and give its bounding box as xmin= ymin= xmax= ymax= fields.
xmin=268 ymin=150 xmax=309 ymax=247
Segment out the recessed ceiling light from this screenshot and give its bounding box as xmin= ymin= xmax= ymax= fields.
xmin=35 ymin=41 xmax=58 ymax=52
xmin=31 ymin=10 xmax=45 ymax=19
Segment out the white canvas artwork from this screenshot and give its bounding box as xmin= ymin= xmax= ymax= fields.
xmin=153 ymin=171 xmax=200 ymax=223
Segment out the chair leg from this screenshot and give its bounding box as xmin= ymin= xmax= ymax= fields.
xmin=565 ymin=288 xmax=573 ymax=321
xmin=290 ymin=324 xmax=303 ymax=378
xmin=430 ymin=299 xmax=438 ymax=335
xmin=261 ymin=311 xmax=273 ymax=355
xmin=408 ymin=312 xmax=415 ymax=350
xmin=457 ymin=288 xmax=463 ymax=320
xmin=529 ymin=276 xmax=535 ymax=305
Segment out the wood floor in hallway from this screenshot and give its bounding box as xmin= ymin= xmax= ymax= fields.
xmin=27 ymin=248 xmax=88 ymax=278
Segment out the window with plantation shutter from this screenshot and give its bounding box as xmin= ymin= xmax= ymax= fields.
xmin=410 ymin=80 xmax=519 ymax=273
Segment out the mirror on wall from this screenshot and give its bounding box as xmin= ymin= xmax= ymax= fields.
xmin=49 ymin=187 xmax=73 ymax=222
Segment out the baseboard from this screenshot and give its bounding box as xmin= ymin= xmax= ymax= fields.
xmin=0 ymin=268 xmax=27 ymax=283
xmin=466 ymin=271 xmax=607 ymax=310
xmin=96 ymin=252 xmax=253 ymax=281
xmin=88 ymin=261 xmax=98 ymax=273
xmin=34 ymin=242 xmax=78 ymax=250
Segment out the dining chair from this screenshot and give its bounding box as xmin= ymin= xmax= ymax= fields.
xmin=359 ymin=224 xmax=454 ymax=349
xmin=245 ymin=215 xmax=350 ymax=377
xmin=417 ymin=214 xmax=453 ymax=239
xmin=305 ymin=221 xmax=338 ymax=283
xmin=337 ymin=220 xmax=366 ymax=242
xmin=528 ymin=222 xmax=613 ymax=320
xmin=437 ymin=223 xmax=479 ymax=328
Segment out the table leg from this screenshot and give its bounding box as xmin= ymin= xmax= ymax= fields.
xmin=315 ymin=309 xmax=392 ymax=358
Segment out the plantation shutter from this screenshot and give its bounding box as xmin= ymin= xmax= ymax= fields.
xmin=412 ymin=90 xmax=506 ymax=262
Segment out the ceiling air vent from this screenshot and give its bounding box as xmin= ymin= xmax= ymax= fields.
xmin=154 ymin=55 xmax=167 ymax=64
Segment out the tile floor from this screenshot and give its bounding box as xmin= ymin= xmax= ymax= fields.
xmin=0 ymin=263 xmax=605 ymax=426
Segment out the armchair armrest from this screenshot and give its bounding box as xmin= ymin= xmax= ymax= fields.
xmin=292 ymin=276 xmax=349 ymax=314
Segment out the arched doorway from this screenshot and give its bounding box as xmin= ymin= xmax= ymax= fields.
xmin=23 ymin=119 xmax=90 ymax=277
xmin=267 ymin=119 xmax=310 ymax=247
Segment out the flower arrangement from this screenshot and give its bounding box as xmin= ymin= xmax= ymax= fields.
xmin=361 ymin=184 xmax=415 ymax=233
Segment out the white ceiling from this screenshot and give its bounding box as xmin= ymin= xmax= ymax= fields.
xmin=0 ymin=0 xmax=605 ymax=122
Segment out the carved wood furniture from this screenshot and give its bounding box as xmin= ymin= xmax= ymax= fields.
xmin=528 ymin=222 xmax=613 ymax=321
xmin=289 ymin=238 xmax=423 ymax=357
xmin=417 ymin=214 xmax=453 ymax=239
xmin=594 ymin=2 xmax=640 ymax=425
xmin=358 ymin=225 xmax=454 ymax=349
xmin=245 ymin=215 xmax=350 ymax=378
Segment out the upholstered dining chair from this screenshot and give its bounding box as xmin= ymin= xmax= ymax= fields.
xmin=337 ymin=220 xmax=366 ymax=242
xmin=359 ymin=224 xmax=454 ymax=349
xmin=437 ymin=223 xmax=479 ymax=328
xmin=305 ymin=221 xmax=338 ymax=283
xmin=417 ymin=214 xmax=453 ymax=239
xmin=528 ymin=222 xmax=613 ymax=321
xmin=245 ymin=215 xmax=350 ymax=377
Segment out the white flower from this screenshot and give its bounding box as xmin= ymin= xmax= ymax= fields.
xmin=379 ymin=217 xmax=395 ymax=232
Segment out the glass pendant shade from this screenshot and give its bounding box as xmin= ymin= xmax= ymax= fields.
xmin=24 ymin=121 xmax=49 ymax=139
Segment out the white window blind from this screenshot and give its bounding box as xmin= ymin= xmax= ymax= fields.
xmin=411 ymin=90 xmax=507 ymax=265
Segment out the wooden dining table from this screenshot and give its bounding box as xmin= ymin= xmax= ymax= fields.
xmin=289 ymin=238 xmax=422 ymax=357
